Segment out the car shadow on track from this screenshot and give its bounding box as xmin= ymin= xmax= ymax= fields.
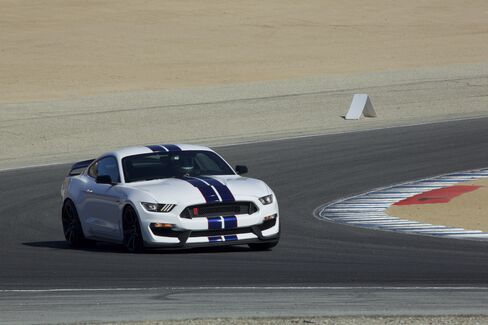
xmin=22 ymin=241 xmax=257 ymax=254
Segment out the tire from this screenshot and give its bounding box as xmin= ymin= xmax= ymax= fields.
xmin=62 ymin=200 xmax=88 ymax=247
xmin=123 ymin=206 xmax=145 ymax=253
xmin=248 ymin=240 xmax=279 ymax=251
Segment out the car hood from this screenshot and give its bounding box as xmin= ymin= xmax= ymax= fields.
xmin=125 ymin=175 xmax=270 ymax=204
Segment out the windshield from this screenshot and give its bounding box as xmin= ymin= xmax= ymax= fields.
xmin=122 ymin=150 xmax=235 ymax=183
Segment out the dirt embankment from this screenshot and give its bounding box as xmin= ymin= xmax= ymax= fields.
xmin=1 ymin=0 xmax=488 ymax=103
xmin=1 ymin=1 xmax=487 ymax=169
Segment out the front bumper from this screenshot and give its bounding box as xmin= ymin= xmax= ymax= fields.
xmin=134 ymin=198 xmax=280 ymax=248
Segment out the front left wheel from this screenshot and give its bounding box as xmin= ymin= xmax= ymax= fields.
xmin=123 ymin=206 xmax=145 ymax=253
xmin=62 ymin=200 xmax=88 ymax=247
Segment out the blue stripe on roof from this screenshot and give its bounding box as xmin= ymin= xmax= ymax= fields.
xmin=162 ymin=144 xmax=181 ymax=152
xmin=146 ymin=145 xmax=166 ymax=152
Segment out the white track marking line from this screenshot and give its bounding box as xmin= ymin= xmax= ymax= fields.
xmin=332 ymin=203 xmax=392 ymax=206
xmin=325 ymin=215 xmax=391 ymax=218
xmin=412 ymin=230 xmax=483 ymax=236
xmin=414 ymin=182 xmax=455 ymax=189
xmin=328 ymin=216 xmax=391 ymax=220
xmin=325 ymin=210 xmax=390 ymax=214
xmin=332 ymin=202 xmax=393 ymax=205
xmin=0 ymin=161 xmax=66 ymax=173
xmin=325 ymin=211 xmax=386 ymax=214
xmin=432 ymin=230 xmax=483 ymax=235
xmin=326 ymin=208 xmax=386 ymax=211
xmin=329 ymin=214 xmax=390 ymax=217
xmin=364 ymin=193 xmax=415 ymax=195
xmin=373 ymin=190 xmax=436 ymax=194
xmin=324 ymin=215 xmax=391 ymax=219
xmin=346 ymin=197 xmax=398 ymax=203
xmin=3 ymin=286 xmax=488 ymax=293
xmin=331 ymin=205 xmax=391 ymax=209
xmin=383 ymin=225 xmax=442 ymax=229
xmin=409 ymin=228 xmax=465 ymax=233
xmin=448 ymin=234 xmax=488 ymax=238
xmin=334 ymin=217 xmax=400 ymax=221
xmin=347 ymin=221 xmax=420 ymax=225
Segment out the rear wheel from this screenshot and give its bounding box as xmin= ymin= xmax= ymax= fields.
xmin=62 ymin=200 xmax=87 ymax=247
xmin=123 ymin=206 xmax=144 ymax=253
xmin=248 ymin=240 xmax=279 ymax=251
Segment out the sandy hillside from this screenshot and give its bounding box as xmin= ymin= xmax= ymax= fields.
xmin=1 ymin=0 xmax=488 ymax=103
xmin=1 ymin=0 xmax=487 ymax=169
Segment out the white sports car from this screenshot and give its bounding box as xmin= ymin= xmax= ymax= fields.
xmin=61 ymin=144 xmax=280 ymax=252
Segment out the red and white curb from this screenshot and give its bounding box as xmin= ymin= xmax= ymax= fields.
xmin=314 ymin=168 xmax=488 ymax=240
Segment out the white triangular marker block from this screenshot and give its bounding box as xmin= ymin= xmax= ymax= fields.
xmin=345 ymin=94 xmax=376 ymax=120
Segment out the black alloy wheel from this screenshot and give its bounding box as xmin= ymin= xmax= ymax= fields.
xmin=123 ymin=206 xmax=145 ymax=253
xmin=61 ymin=200 xmax=88 ymax=247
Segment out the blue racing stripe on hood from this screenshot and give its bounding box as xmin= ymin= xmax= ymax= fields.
xmin=183 ymin=177 xmax=220 ymax=203
xmin=197 ymin=176 xmax=235 ymax=202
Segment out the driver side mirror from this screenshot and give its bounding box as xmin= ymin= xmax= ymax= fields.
xmin=235 ymin=165 xmax=248 ymax=175
xmin=96 ymin=175 xmax=113 ymax=185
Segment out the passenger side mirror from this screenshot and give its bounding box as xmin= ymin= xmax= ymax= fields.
xmin=235 ymin=165 xmax=248 ymax=175
xmin=96 ymin=175 xmax=113 ymax=185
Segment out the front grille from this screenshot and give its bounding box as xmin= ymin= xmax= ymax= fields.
xmin=180 ymin=202 xmax=258 ymax=219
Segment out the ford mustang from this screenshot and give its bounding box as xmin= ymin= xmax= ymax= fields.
xmin=61 ymin=144 xmax=280 ymax=252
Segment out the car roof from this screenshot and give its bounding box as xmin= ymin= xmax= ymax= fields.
xmin=102 ymin=144 xmax=215 ymax=161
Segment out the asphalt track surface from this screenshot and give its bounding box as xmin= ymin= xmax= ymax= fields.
xmin=2 ymin=118 xmax=488 ymax=322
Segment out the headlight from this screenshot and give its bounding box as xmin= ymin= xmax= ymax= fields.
xmin=141 ymin=202 xmax=176 ymax=213
xmin=259 ymin=194 xmax=273 ymax=205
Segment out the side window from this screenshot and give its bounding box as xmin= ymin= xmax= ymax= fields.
xmin=87 ymin=162 xmax=98 ymax=178
xmin=97 ymin=157 xmax=121 ymax=183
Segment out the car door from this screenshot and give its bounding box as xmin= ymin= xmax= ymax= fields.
xmin=84 ymin=156 xmax=124 ymax=241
